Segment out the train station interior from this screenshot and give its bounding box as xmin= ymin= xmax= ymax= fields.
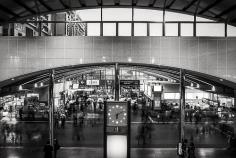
xmin=0 ymin=0 xmax=236 ymax=158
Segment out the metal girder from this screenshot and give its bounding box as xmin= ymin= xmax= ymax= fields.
xmin=37 ymin=0 xmax=53 ymax=11
xmin=216 ymin=4 xmax=236 ymax=18
xmin=132 ymin=0 xmax=137 ymax=6
xmin=166 ymin=0 xmax=177 ymax=9
xmin=0 ymin=4 xmax=19 ymax=17
xmin=149 ymin=0 xmax=158 ymax=7
xmin=182 ymin=0 xmax=198 ymax=11
xmin=13 ymin=0 xmax=37 ymax=14
xmin=96 ymin=0 xmax=102 ymax=6
xmin=78 ymin=0 xmax=86 ymax=7
xmin=59 ymin=0 xmax=70 ymax=9
xmin=114 ymin=0 xmax=120 ymax=6
xmin=198 ymin=0 xmax=222 ymax=15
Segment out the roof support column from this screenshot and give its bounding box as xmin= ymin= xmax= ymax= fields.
xmin=38 ymin=21 xmax=42 ymax=36
xmin=178 ymin=22 xmax=181 ymax=36
xmin=225 ymin=21 xmax=227 ymax=37
xmin=100 ymin=0 xmax=103 ymax=36
xmin=163 ymin=0 xmax=167 ymax=36
xmin=193 ymin=15 xmax=196 ymax=37
xmin=48 ymin=69 xmax=55 ymax=158
xmin=194 ymin=0 xmax=201 ymax=37
xmin=114 ymin=63 xmax=120 ymax=101
xmin=179 ymin=69 xmax=185 ymax=144
xmin=131 ymin=1 xmax=134 ymax=36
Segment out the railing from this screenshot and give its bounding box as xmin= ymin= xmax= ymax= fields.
xmin=5 ymin=20 xmax=236 ymax=37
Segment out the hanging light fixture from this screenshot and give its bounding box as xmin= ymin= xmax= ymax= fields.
xmin=19 ymin=85 xmax=23 ymax=90
xmin=196 ymin=84 xmax=200 ymax=88
xmin=212 ymin=86 xmax=216 ymax=91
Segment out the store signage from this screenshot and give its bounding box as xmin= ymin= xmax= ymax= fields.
xmin=72 ymin=84 xmax=79 ymax=89
xmin=86 ymin=80 xmax=100 ymax=86
xmin=120 ymin=80 xmax=140 ymax=86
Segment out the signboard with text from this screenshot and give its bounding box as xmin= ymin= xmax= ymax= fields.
xmin=86 ymin=80 xmax=100 ymax=86
xmin=120 ymin=80 xmax=140 ymax=86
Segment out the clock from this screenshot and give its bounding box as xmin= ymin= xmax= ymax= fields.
xmin=107 ymin=102 xmax=127 ymax=127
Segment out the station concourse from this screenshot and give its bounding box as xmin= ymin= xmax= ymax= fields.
xmin=0 ymin=0 xmax=236 ymax=158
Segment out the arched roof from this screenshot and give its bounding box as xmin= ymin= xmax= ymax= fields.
xmin=0 ymin=62 xmax=235 ymax=97
xmin=0 ymin=0 xmax=236 ymax=25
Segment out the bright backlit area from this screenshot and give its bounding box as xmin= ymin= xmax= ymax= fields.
xmin=107 ymin=135 xmax=127 ymax=158
xmin=75 ymin=8 xmax=236 ymax=37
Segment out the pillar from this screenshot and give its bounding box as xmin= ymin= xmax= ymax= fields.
xmin=114 ymin=63 xmax=120 ymax=101
xmin=48 ymin=69 xmax=55 ymax=156
xmin=179 ymin=69 xmax=185 ymax=142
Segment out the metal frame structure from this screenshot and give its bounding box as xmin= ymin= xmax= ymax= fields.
xmin=0 ymin=0 xmax=235 ymax=24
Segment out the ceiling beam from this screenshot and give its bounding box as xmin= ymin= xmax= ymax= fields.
xmin=96 ymin=0 xmax=102 ymax=6
xmin=114 ymin=0 xmax=120 ymax=6
xmin=0 ymin=4 xmax=20 ymax=17
xmin=182 ymin=0 xmax=198 ymax=11
xmin=37 ymin=0 xmax=53 ymax=11
xmin=198 ymin=0 xmax=222 ymax=15
xmin=13 ymin=0 xmax=37 ymax=14
xmin=215 ymin=4 xmax=236 ymax=18
xmin=59 ymin=0 xmax=70 ymax=9
xmin=78 ymin=0 xmax=86 ymax=7
xmin=132 ymin=0 xmax=137 ymax=6
xmin=149 ymin=0 xmax=158 ymax=7
xmin=166 ymin=0 xmax=177 ymax=9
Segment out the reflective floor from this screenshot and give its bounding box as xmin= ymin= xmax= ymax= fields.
xmin=0 ymin=107 xmax=235 ymax=158
xmin=0 ymin=147 xmax=236 ymax=158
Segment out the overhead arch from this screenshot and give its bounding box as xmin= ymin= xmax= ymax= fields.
xmin=0 ymin=0 xmax=236 ymax=25
xmin=0 ymin=62 xmax=235 ymax=97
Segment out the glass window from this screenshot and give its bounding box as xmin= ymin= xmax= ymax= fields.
xmin=87 ymin=23 xmax=100 ymax=36
xmin=103 ymin=8 xmax=132 ymax=21
xmin=134 ymin=9 xmax=163 ymax=21
xmin=150 ymin=23 xmax=162 ymax=36
xmin=134 ymin=23 xmax=147 ymax=36
xmin=227 ymin=25 xmax=236 ymax=37
xmin=118 ymin=23 xmax=131 ymax=36
xmin=196 ymin=16 xmax=214 ymax=22
xmin=164 ymin=93 xmax=180 ymax=99
xmin=196 ymin=23 xmax=224 ymax=37
xmin=181 ymin=23 xmax=193 ymax=36
xmin=76 ymin=9 xmax=101 ymax=21
xmin=165 ymin=11 xmax=193 ymax=21
xmin=103 ymin=23 xmax=116 ymax=36
xmin=165 ymin=23 xmax=178 ymax=36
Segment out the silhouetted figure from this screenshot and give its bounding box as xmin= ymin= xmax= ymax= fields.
xmin=44 ymin=140 xmax=53 ymax=158
xmin=61 ymin=114 xmax=66 ymax=129
xmin=188 ymin=142 xmax=196 ymax=158
xmin=182 ymin=139 xmax=188 ymax=158
xmin=73 ymin=113 xmax=77 ymax=127
xmin=19 ymin=107 xmax=23 ymax=120
xmin=54 ymin=139 xmax=60 ymax=158
xmin=54 ymin=113 xmax=59 ymax=129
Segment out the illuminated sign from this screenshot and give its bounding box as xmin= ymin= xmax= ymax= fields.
xmin=86 ymin=80 xmax=100 ymax=86
xmin=120 ymin=80 xmax=140 ymax=86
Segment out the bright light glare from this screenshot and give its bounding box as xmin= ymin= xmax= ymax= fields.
xmin=107 ymin=135 xmax=127 ymax=158
xmin=76 ymin=9 xmax=101 ymax=21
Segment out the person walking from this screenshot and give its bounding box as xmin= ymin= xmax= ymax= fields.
xmin=61 ymin=114 xmax=66 ymax=129
xmin=188 ymin=142 xmax=196 ymax=158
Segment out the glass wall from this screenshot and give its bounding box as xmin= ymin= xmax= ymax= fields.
xmin=4 ymin=8 xmax=236 ymax=37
